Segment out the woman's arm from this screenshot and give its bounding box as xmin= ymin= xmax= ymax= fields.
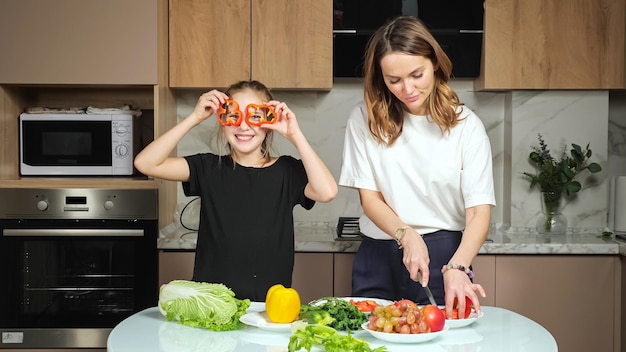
xmin=134 ymin=90 xmax=227 ymax=181
xmin=442 ymin=204 xmax=490 ymax=316
xmin=358 ymin=189 xmax=431 ymax=284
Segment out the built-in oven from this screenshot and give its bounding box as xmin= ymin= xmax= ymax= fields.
xmin=0 ymin=188 xmax=158 ymax=349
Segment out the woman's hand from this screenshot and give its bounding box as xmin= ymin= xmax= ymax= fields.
xmin=400 ymin=228 xmax=431 ymax=284
xmin=191 ymin=90 xmax=229 ymax=124
xmin=443 ymin=269 xmax=486 ymax=317
xmin=264 ymin=100 xmax=302 ymax=140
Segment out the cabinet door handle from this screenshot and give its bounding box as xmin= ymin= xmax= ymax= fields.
xmin=3 ymin=229 xmax=144 ymax=237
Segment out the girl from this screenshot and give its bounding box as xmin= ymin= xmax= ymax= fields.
xmin=135 ymin=80 xmax=337 ymax=301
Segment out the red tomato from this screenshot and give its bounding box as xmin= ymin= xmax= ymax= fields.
xmin=455 ymin=296 xmax=473 ymax=319
xmin=420 ymin=305 xmax=445 ymax=332
xmin=442 ymin=296 xmax=473 ymax=319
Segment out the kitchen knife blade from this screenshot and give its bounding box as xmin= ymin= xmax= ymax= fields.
xmin=417 ymin=271 xmax=438 ymax=306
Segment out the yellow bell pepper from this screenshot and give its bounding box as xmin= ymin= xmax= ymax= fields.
xmin=265 ymin=284 xmax=301 ymax=323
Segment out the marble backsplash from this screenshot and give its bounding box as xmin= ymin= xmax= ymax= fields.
xmin=171 ymin=79 xmax=626 ymax=231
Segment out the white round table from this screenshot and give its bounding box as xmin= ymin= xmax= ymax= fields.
xmin=107 ymin=306 xmax=558 ymax=351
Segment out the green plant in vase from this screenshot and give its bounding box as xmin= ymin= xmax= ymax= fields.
xmin=522 ymin=134 xmax=602 ymax=234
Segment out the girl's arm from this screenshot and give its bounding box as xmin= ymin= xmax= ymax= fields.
xmin=265 ymin=100 xmax=337 ymax=203
xmin=134 ymin=90 xmax=227 ymax=181
xmin=292 ymin=130 xmax=338 ymax=203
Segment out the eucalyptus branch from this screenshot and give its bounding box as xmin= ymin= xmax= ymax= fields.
xmin=523 ymin=134 xmax=602 ymax=196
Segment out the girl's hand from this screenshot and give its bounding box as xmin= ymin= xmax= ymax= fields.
xmin=264 ymin=100 xmax=302 ymax=140
xmin=191 ymin=90 xmax=229 ymax=124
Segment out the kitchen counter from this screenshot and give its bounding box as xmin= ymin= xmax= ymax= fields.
xmin=158 ymin=222 xmax=626 ymax=256
xmin=107 ymin=306 xmax=558 ymax=352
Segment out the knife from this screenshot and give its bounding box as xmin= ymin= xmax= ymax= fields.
xmin=417 ymin=271 xmax=438 ymax=306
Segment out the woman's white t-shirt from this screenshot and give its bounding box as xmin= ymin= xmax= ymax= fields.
xmin=339 ymin=101 xmax=496 ymax=240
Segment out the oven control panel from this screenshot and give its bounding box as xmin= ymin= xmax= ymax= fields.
xmin=0 ymin=188 xmax=158 ymax=220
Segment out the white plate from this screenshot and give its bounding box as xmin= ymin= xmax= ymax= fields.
xmin=239 ymin=312 xmax=292 ymax=332
xmin=360 ymin=322 xmax=448 ymax=343
xmin=246 ymin=301 xmax=265 ymax=313
xmin=445 ymin=311 xmax=484 ymax=328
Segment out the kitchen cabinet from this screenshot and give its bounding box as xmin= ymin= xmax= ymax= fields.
xmin=0 ymin=0 xmax=178 ymax=230
xmin=615 ymin=255 xmax=626 ymax=352
xmin=333 ymin=253 xmax=355 ymax=297
xmin=169 ymin=0 xmax=332 ymax=89
xmin=16 ymin=350 xmax=104 ymax=352
xmin=0 ymin=0 xmax=157 ymax=85
xmin=475 ymin=0 xmax=625 ymax=90
xmin=471 ymin=255 xmax=496 ymax=306
xmin=494 ymin=255 xmax=618 ymax=352
xmin=159 ymin=251 xmax=196 ymax=287
xmin=293 ymin=253 xmax=334 ymax=303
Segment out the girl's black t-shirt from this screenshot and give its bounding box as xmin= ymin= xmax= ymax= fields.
xmin=182 ymin=153 xmax=314 ymax=301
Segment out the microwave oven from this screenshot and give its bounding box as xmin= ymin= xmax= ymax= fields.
xmin=19 ymin=113 xmax=138 ymax=176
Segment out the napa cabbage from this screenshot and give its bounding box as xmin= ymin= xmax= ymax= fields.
xmin=158 ymin=280 xmax=250 ymax=331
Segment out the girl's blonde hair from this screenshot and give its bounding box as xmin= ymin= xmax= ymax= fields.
xmin=362 ymin=16 xmax=463 ymax=146
xmin=216 ymin=80 xmax=275 ymax=164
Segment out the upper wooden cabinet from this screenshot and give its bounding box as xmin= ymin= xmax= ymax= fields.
xmin=475 ymin=0 xmax=625 ymax=90
xmin=0 ymin=0 xmax=157 ymax=85
xmin=169 ymin=0 xmax=332 ymax=89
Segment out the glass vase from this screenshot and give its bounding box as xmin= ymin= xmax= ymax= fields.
xmin=536 ymin=191 xmax=567 ymax=235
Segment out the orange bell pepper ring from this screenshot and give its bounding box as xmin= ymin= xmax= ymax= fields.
xmin=217 ymin=100 xmax=242 ymax=126
xmin=245 ymin=104 xmax=277 ymax=126
xmin=217 ymin=99 xmax=276 ymax=127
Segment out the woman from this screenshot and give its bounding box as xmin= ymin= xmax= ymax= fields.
xmin=339 ymin=16 xmax=495 ymax=317
xmin=135 ymin=80 xmax=337 ymax=301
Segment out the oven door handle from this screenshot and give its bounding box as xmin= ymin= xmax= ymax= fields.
xmin=2 ymin=229 xmax=144 ymax=237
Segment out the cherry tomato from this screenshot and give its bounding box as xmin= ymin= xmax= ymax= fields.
xmin=420 ymin=305 xmax=445 ymax=332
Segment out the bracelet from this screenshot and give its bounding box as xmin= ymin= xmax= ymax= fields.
xmin=441 ymin=263 xmax=474 ymax=279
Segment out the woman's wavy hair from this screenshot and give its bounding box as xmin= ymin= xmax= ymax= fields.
xmin=362 ymin=15 xmax=462 ymax=146
xmin=216 ymin=80 xmax=275 ymax=164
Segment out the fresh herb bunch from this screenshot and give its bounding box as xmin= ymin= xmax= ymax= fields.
xmin=302 ymin=297 xmax=368 ymax=331
xmin=523 ymin=134 xmax=602 ymax=196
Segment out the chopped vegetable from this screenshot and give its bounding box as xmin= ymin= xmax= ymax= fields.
xmin=349 ymin=299 xmax=379 ymax=313
xmin=302 ymin=297 xmax=368 ymax=331
xmin=288 ymin=323 xmax=388 ymax=352
xmin=299 ymin=310 xmax=335 ymax=326
xmin=265 ymin=284 xmax=301 ymax=323
xmin=158 ymin=280 xmax=250 ymax=331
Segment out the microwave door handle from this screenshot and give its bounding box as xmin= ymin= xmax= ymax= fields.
xmin=3 ymin=229 xmax=144 ymax=237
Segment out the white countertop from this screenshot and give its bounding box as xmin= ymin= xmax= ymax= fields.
xmin=107 ymin=306 xmax=558 ymax=352
xmin=158 ymin=222 xmax=626 ymax=256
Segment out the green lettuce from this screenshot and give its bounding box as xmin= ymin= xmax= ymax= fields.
xmin=158 ymin=280 xmax=250 ymax=331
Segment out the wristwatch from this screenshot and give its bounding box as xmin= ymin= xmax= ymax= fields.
xmin=394 ymin=226 xmax=410 ymax=249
